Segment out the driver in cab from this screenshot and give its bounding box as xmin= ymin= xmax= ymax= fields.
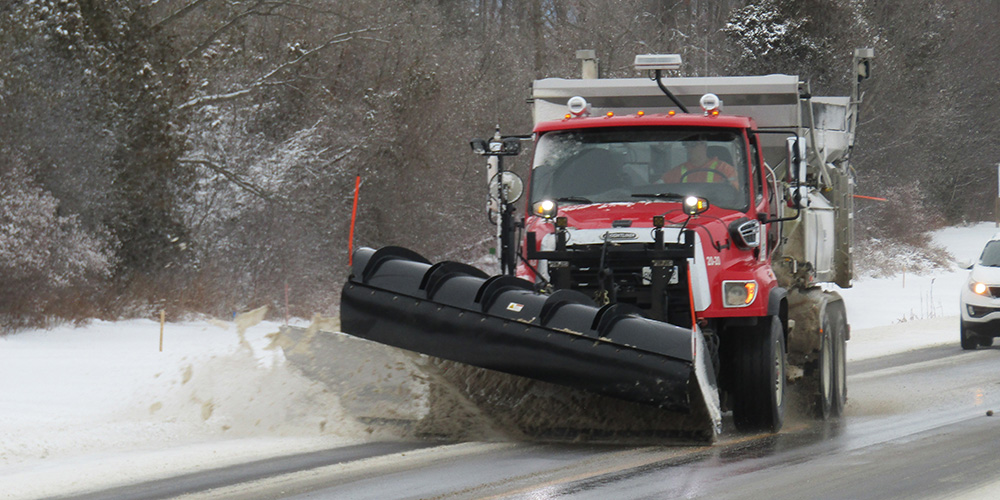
xmin=661 ymin=140 xmax=738 ymax=187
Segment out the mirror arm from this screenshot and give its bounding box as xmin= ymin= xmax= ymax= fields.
xmin=758 ymin=207 xmax=801 ymax=225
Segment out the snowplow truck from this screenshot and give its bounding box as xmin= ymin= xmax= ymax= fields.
xmin=341 ymin=48 xmax=874 ymax=437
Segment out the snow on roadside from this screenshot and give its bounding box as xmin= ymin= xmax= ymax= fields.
xmin=0 ymin=311 xmax=367 ymax=499
xmin=840 ymin=221 xmax=998 ymax=360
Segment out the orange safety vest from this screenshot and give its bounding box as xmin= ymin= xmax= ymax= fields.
xmin=665 ymin=158 xmax=732 ymax=183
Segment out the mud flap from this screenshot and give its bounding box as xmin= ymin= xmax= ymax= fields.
xmin=340 ymin=246 xmax=722 ymax=436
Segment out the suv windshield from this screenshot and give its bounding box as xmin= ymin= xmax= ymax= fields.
xmin=530 ymin=127 xmax=749 ymax=210
xmin=980 ymin=240 xmax=1000 ymax=267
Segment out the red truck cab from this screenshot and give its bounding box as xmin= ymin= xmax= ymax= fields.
xmin=519 ymin=109 xmax=781 ymax=327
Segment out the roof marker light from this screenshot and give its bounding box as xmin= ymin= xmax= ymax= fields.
xmin=567 ymin=96 xmax=589 ymax=116
xmin=637 ymin=111 xmax=645 ymax=117
xmin=668 ymin=110 xmax=676 ymax=116
xmin=700 ymin=93 xmax=722 ymax=116
xmin=606 ymin=111 xmax=614 ymax=118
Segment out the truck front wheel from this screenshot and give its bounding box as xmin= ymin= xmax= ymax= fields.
xmin=732 ymin=315 xmax=786 ymax=433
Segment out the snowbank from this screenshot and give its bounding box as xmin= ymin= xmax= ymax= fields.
xmin=0 ymin=312 xmax=367 ymax=498
xmin=845 ymin=223 xmax=997 ymax=326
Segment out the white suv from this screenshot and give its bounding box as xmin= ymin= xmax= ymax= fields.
xmin=960 ymin=233 xmax=1000 ymax=349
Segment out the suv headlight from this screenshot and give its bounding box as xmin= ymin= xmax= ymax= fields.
xmin=970 ymin=281 xmax=989 ymax=296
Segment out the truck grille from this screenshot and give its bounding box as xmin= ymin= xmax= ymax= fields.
xmin=564 ymin=259 xmax=691 ymax=325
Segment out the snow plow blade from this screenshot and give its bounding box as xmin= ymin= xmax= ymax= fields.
xmin=340 ymin=246 xmax=722 ymax=435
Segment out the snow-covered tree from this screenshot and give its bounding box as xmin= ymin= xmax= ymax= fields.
xmin=0 ymin=159 xmax=113 ymax=329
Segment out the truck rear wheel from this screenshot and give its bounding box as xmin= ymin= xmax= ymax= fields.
xmin=830 ymin=300 xmax=848 ymax=416
xmin=815 ymin=322 xmax=834 ymax=419
xmin=732 ymin=315 xmax=785 ymax=433
xmin=812 ymin=294 xmax=847 ymax=419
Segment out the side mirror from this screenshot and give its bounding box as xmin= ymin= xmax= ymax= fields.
xmin=786 ymin=137 xmax=808 ymax=209
xmin=958 ymin=259 xmax=973 ymax=270
xmin=489 ymin=171 xmax=524 ymax=203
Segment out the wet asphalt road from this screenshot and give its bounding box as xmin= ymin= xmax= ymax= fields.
xmin=65 ymin=343 xmax=1000 ymax=500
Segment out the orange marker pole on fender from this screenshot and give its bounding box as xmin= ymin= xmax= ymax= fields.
xmin=348 ymin=175 xmax=361 ymax=266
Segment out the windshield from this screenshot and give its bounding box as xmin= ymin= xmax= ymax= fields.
xmin=530 ymin=127 xmax=749 ymax=210
xmin=980 ymin=240 xmax=1000 ymax=267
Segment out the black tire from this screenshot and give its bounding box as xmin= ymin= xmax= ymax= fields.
xmin=961 ymin=321 xmax=979 ymax=350
xmin=980 ymin=336 xmax=994 ymax=347
xmin=830 ymin=301 xmax=848 ymax=417
xmin=732 ymin=315 xmax=786 ymax=433
xmin=815 ymin=317 xmax=834 ymax=419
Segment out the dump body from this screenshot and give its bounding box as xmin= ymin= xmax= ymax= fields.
xmin=531 ymin=75 xmax=856 ymax=289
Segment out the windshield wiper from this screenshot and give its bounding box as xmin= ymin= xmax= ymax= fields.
xmin=631 ymin=192 xmax=685 ymax=200
xmin=556 ymin=196 xmax=594 ymax=204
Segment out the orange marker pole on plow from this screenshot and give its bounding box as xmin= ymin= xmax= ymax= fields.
xmin=853 ymin=194 xmax=887 ymax=202
xmin=348 ymin=175 xmax=361 ymax=266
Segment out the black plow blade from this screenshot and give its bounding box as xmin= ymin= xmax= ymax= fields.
xmin=340 ymin=246 xmax=721 ymax=436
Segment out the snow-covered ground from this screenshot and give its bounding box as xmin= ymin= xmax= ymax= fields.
xmin=837 ymin=222 xmax=998 ymax=360
xmin=0 ymin=312 xmax=369 ymax=499
xmin=1 ymin=222 xmax=997 ymax=499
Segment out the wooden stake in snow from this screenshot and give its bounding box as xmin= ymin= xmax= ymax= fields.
xmin=159 ymin=310 xmax=165 ymax=352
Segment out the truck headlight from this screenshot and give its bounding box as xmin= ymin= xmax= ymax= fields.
xmin=532 ymin=199 xmax=558 ymax=219
xmin=723 ymin=280 xmax=757 ymax=307
xmin=683 ymin=196 xmax=710 ymax=216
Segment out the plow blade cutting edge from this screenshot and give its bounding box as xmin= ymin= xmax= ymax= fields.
xmin=340 ymin=247 xmax=722 ymax=436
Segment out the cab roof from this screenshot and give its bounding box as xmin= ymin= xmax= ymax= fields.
xmin=533 ymin=112 xmax=754 ymax=134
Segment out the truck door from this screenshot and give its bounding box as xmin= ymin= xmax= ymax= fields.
xmin=750 ymin=136 xmax=778 ymax=257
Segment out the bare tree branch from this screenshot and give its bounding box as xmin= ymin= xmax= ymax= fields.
xmin=178 ymin=158 xmax=278 ymax=202
xmin=179 ymin=0 xmax=362 ymax=62
xmin=178 ymin=27 xmax=380 ymax=111
xmin=152 ymin=0 xmax=218 ymax=29
xmin=183 ymin=0 xmax=269 ymax=62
